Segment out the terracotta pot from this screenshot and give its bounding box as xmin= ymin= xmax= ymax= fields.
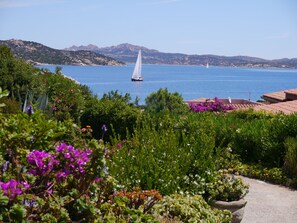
xmin=212 ymin=199 xmax=247 ymax=223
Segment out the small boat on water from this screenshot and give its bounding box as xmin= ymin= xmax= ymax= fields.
xmin=131 ymin=50 xmax=143 ymax=81
xmin=206 ymin=63 xmax=209 ymax=68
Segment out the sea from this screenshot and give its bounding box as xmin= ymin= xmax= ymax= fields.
xmin=39 ymin=64 xmax=297 ymax=105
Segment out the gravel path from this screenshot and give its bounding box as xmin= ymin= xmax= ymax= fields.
xmin=240 ymin=176 xmax=297 ymax=223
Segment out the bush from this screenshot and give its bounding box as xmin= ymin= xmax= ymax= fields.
xmin=188 ymin=97 xmax=234 ymax=112
xmin=80 ymin=95 xmax=141 ymax=141
xmin=145 ymin=88 xmax=188 ymax=115
xmin=206 ymin=171 xmax=249 ymax=202
xmin=107 ymin=113 xmax=192 ymax=195
xmin=107 ymin=112 xmax=218 ymax=196
xmin=0 ymin=97 xmax=21 ymax=114
xmin=0 ymin=139 xmax=106 ymax=222
xmin=152 ymin=194 xmax=232 ymax=223
xmin=284 ymin=137 xmax=297 ymax=176
xmin=213 ymin=111 xmax=297 ymax=168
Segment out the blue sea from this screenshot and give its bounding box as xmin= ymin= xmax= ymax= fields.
xmin=39 ymin=64 xmax=297 ymax=104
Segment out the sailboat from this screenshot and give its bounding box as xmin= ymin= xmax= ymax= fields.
xmin=206 ymin=63 xmax=209 ymax=68
xmin=131 ymin=50 xmax=143 ymax=81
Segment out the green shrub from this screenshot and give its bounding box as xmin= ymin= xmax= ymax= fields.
xmin=145 ymin=88 xmax=188 ymax=115
xmin=108 ymin=112 xmax=218 ymax=196
xmin=0 ymin=97 xmax=21 ymax=114
xmin=107 ymin=113 xmax=192 ymax=195
xmin=206 ymin=171 xmax=249 ymax=202
xmin=266 ymin=114 xmax=297 ymax=167
xmin=284 ymin=137 xmax=297 ymax=176
xmin=80 ymin=96 xmax=141 ymax=141
xmin=231 ymin=163 xmax=296 ymax=187
xmin=214 ymin=111 xmax=297 ymax=168
xmin=152 ymin=194 xmax=232 ymax=223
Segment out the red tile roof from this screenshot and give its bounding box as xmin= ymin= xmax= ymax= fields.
xmin=262 ymin=88 xmax=297 ymax=103
xmin=254 ymin=100 xmax=297 ymax=115
xmin=185 ymin=98 xmax=260 ymax=110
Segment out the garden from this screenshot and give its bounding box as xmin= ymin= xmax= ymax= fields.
xmin=1 ymin=45 xmax=297 ymax=222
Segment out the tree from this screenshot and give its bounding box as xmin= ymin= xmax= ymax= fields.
xmin=0 ymin=45 xmax=37 ymax=105
xmin=145 ymin=88 xmax=188 ymax=114
xmin=0 ymin=87 xmax=9 ymax=109
xmin=80 ymin=96 xmax=141 ymax=141
xmin=102 ymin=90 xmax=131 ymax=104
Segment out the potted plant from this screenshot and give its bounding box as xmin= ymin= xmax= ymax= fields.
xmin=207 ymin=171 xmax=249 ymax=223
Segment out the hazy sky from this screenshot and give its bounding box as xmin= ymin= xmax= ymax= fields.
xmin=0 ymin=0 xmax=296 ymax=59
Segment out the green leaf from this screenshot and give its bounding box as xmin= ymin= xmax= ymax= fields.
xmin=9 ymin=204 xmax=27 ymax=222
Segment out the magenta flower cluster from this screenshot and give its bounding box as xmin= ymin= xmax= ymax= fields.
xmin=55 ymin=143 xmax=92 ymax=181
xmin=26 ymin=143 xmax=92 ymax=182
xmin=0 ymin=179 xmax=30 ymax=200
xmin=188 ymin=97 xmax=234 ymax=113
xmin=27 ymin=150 xmax=59 ymax=176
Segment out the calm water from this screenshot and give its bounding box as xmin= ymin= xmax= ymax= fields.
xmin=40 ymin=64 xmax=297 ymax=104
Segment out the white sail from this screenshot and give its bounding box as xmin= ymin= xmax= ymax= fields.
xmin=131 ymin=50 xmax=143 ymax=81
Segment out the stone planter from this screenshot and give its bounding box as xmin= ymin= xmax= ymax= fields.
xmin=212 ymin=199 xmax=247 ymax=223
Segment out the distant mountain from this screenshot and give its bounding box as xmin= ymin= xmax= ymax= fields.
xmin=66 ymin=43 xmax=297 ymax=69
xmin=0 ymin=39 xmax=125 ymax=66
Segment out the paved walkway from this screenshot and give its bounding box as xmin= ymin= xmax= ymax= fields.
xmin=241 ymin=176 xmax=297 ymax=223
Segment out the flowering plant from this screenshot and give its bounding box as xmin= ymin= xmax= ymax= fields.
xmin=188 ymin=97 xmax=234 ymax=113
xmin=0 ymin=179 xmax=29 ymax=201
xmin=27 ymin=150 xmax=59 ymax=176
xmin=206 ymin=171 xmax=249 ymax=202
xmin=27 ymin=143 xmax=93 ymax=183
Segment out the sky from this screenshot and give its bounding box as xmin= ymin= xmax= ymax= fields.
xmin=0 ymin=0 xmax=296 ymax=60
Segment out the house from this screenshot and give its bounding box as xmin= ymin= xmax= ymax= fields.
xmin=185 ymin=98 xmax=260 ymax=111
xmin=255 ymin=88 xmax=297 ymax=114
xmin=186 ymin=88 xmax=297 ymax=114
xmin=254 ymin=100 xmax=297 ymax=115
xmin=261 ymin=88 xmax=297 ymax=103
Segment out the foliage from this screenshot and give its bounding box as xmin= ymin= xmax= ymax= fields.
xmin=107 ymin=113 xmax=192 ymax=195
xmin=0 ymin=112 xmax=80 ymax=173
xmin=152 ymin=194 xmax=232 ymax=223
xmin=284 ymin=137 xmax=297 ymax=176
xmin=80 ymin=95 xmax=141 ymax=141
xmin=100 ymin=196 xmax=158 ymax=223
xmin=102 ymin=90 xmax=132 ymax=104
xmin=0 ymin=46 xmax=38 ymax=105
xmin=265 ymin=114 xmax=297 ymax=166
xmin=206 ymin=171 xmax=249 ymax=202
xmin=109 ymin=187 xmax=162 ymax=214
xmin=212 ymin=110 xmax=297 ymax=168
xmin=33 ymin=68 xmax=88 ymax=122
xmin=0 ymin=87 xmax=9 ymax=109
xmin=108 ymin=112 xmax=218 ymax=196
xmin=0 ymin=138 xmax=106 ymax=222
xmin=0 ymin=98 xmax=21 ymax=114
xmin=0 ymin=47 xmax=90 ymax=122
xmin=145 ymin=88 xmax=188 ymax=115
xmin=188 ymin=97 xmax=234 ymax=112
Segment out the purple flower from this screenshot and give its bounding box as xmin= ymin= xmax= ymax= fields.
xmin=101 ymin=124 xmax=108 ymax=133
xmin=0 ymin=179 xmax=28 ymax=200
xmin=27 ymin=150 xmax=59 ymax=176
xmin=188 ymin=97 xmax=234 ymax=113
xmin=23 ymin=198 xmax=37 ymax=207
xmin=55 ymin=143 xmax=92 ymax=180
xmin=1 ymin=161 xmax=9 ymax=173
xmin=26 ymin=104 xmax=34 ymax=116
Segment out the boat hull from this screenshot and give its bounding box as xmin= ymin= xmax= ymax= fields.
xmin=131 ymin=78 xmax=143 ymax=81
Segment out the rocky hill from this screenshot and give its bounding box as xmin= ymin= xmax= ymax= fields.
xmin=66 ymin=43 xmax=297 ymax=69
xmin=0 ymin=39 xmax=125 ymax=66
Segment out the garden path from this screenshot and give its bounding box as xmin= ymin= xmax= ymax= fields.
xmin=241 ymin=176 xmax=297 ymax=223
